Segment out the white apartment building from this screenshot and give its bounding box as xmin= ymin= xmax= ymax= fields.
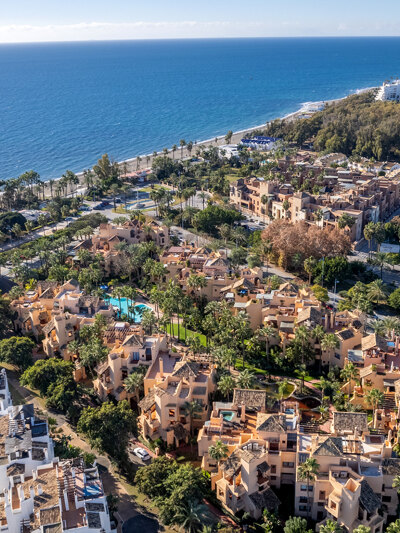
xmin=376 ymin=80 xmax=400 ymax=102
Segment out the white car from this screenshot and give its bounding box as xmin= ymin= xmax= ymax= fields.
xmin=133 ymin=447 xmax=151 ymax=461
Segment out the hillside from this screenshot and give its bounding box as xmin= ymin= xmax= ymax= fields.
xmin=265 ymin=90 xmax=400 ymax=161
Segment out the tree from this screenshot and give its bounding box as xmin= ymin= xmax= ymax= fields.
xmin=179 ymin=139 xmax=187 ymax=158
xmin=352 ymin=527 xmax=371 ymax=533
xmin=225 ymin=130 xmax=233 ymax=144
xmin=389 ymin=288 xmax=400 ymax=310
xmin=283 ymin=516 xmax=312 ymax=533
xmin=297 ymin=458 xmax=319 ymax=521
xmin=0 ymin=336 xmax=34 ymax=371
xmin=258 ymin=325 xmax=278 ymax=367
xmin=183 ymin=400 xmax=202 ymax=440
xmin=236 ymin=369 xmax=254 ymax=389
xmin=21 ymin=359 xmax=74 ymax=396
xmin=124 ymin=369 xmax=145 ymax=404
xmin=208 ymin=440 xmax=228 ymax=468
xmin=304 ymin=257 xmax=317 ymax=284
xmin=173 ymin=501 xmax=207 ymax=533
xmin=340 ymin=362 xmax=359 ymax=399
xmin=337 ymin=213 xmax=355 ymax=230
xmin=372 ymin=252 xmax=388 ymax=279
xmin=311 ymin=284 xmax=329 ymax=303
xmin=77 ymin=401 xmax=135 ymax=459
xmin=365 ymin=388 xmax=384 ymax=428
xmin=278 ymin=379 xmax=290 ymax=407
xmin=46 ymin=375 xmax=78 ymax=412
xmin=386 ymin=520 xmax=400 ymax=533
xmin=319 ymin=520 xmax=343 ymax=533
xmin=218 ymin=374 xmax=236 ymax=401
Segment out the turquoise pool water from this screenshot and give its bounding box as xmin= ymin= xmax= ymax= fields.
xmin=221 ymin=411 xmax=235 ymax=422
xmin=105 ymin=296 xmax=152 ymax=323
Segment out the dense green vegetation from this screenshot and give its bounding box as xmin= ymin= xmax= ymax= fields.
xmin=266 ymin=90 xmax=400 ymax=160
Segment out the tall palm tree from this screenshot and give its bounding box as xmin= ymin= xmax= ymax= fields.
xmin=236 ymin=369 xmax=254 ymax=389
xmin=295 ymin=365 xmax=308 ymax=394
xmin=278 ymin=379 xmax=290 ymax=408
xmin=340 ymin=362 xmax=359 ymax=399
xmin=124 ymin=370 xmax=145 ymax=405
xmin=179 ymin=139 xmax=186 ymax=158
xmin=172 ymin=144 xmax=177 ymax=160
xmin=208 ymin=440 xmax=228 ymax=469
xmin=111 ymin=286 xmax=125 ymax=316
xmin=366 ymin=388 xmax=384 ymax=428
xmin=183 ymin=400 xmax=202 ymax=440
xmin=321 ymin=333 xmax=340 ymax=361
xmin=297 ymin=458 xmax=319 ymax=521
xmin=218 ymin=375 xmax=236 ymax=401
xmin=258 ymin=325 xmax=277 ymax=367
xmin=367 ymin=279 xmax=388 ymax=304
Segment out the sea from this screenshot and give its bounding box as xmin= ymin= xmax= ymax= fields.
xmin=2 ymin=37 xmax=400 ymax=181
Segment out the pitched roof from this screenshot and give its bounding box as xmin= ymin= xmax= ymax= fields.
xmin=171 ymin=361 xmax=200 ymax=379
xmin=248 ymin=488 xmax=280 ymax=511
xmin=313 ymin=437 xmax=343 ymax=457
xmin=257 ymin=414 xmax=286 ymax=433
xmin=362 ymin=333 xmax=387 ymax=351
xmin=233 ymin=389 xmax=266 ymax=411
xmin=138 ymin=389 xmax=156 ymax=412
xmin=332 ymin=412 xmax=368 ymax=434
xmin=220 ymin=449 xmax=242 ymax=477
xmin=297 ymin=306 xmax=321 ymax=324
xmin=360 ymin=480 xmax=381 ymax=514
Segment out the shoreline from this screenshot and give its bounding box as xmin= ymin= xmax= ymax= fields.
xmin=41 ymin=85 xmax=376 ymax=196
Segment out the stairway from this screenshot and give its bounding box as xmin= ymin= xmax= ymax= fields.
xmin=383 ymin=393 xmax=396 ymax=410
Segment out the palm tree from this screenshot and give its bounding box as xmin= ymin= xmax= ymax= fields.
xmin=124 ymin=370 xmax=145 ymax=404
xmin=304 ymin=256 xmax=317 ymax=285
xmin=366 ymin=388 xmax=384 ymax=428
xmin=183 ymin=400 xmax=202 ymax=440
xmin=319 ymin=519 xmax=343 ymax=533
xmin=340 ymin=362 xmax=359 ymax=399
xmin=208 ymin=440 xmax=228 ymax=469
xmin=371 ymin=319 xmax=386 ymax=337
xmin=172 ymin=144 xmax=177 ymax=160
xmin=179 ymin=139 xmax=187 ymax=159
xmin=258 ymin=325 xmax=277 ymax=367
xmin=236 ymin=369 xmax=254 ymax=389
xmin=297 ymin=458 xmax=319 ymax=521
xmin=218 ymin=374 xmax=236 ymax=401
xmin=364 ymin=222 xmax=375 ymax=257
xmin=111 ymin=286 xmax=125 ymax=316
xmin=372 ymin=252 xmax=388 ymax=279
xmin=278 ymin=379 xmax=290 ymax=408
xmin=199 ymin=191 xmax=207 ymax=209
xmin=173 ymin=501 xmax=205 ymax=533
xmin=295 ymin=365 xmax=308 ymax=394
xmin=367 ymin=279 xmax=388 ymax=304
xmin=321 ymin=333 xmax=340 ymax=360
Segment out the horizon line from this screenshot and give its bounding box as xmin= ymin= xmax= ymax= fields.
xmin=2 ymin=35 xmax=400 ymax=45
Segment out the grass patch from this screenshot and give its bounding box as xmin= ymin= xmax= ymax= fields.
xmin=165 ymin=324 xmax=207 ymax=346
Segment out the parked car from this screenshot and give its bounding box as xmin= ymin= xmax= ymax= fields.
xmin=133 ymin=447 xmax=150 ymax=461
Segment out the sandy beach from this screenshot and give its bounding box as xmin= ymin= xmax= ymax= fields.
xmin=41 ymin=86 xmax=376 ymax=198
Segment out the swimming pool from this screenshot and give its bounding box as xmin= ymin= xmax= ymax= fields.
xmin=105 ymin=296 xmax=152 ymax=323
xmin=220 ymin=410 xmax=235 ymax=422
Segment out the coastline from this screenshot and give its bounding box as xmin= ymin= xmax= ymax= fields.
xmin=42 ymin=85 xmax=376 ymax=196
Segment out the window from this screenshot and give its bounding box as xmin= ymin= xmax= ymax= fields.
xmin=270 ymin=465 xmax=276 ymax=474
xmin=270 ymin=476 xmax=276 ymax=481
xmin=299 ymin=505 xmax=309 ymax=512
xmin=168 ymin=409 xmax=175 ymax=417
xmin=132 ymin=352 xmax=140 ymax=361
xmin=301 ymin=485 xmax=313 ymax=491
xmin=319 ymin=491 xmax=326 ymax=501
xmin=283 ymin=462 xmax=294 ymax=468
xmin=335 ymin=353 xmax=340 ymax=359
xmin=382 ymin=496 xmax=391 ymax=503
xmin=299 ymin=497 xmax=308 ymax=504
xmin=298 ymin=453 xmax=309 ymax=464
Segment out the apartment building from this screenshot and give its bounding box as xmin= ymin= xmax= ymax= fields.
xmin=0 ymin=371 xmax=114 ymax=532
xmin=230 ymin=172 xmax=400 ymax=243
xmin=93 ymin=328 xmax=168 ymax=402
xmin=138 ymin=353 xmax=216 ymax=447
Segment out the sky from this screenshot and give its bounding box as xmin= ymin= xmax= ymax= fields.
xmin=1 ymin=0 xmax=400 ymax=43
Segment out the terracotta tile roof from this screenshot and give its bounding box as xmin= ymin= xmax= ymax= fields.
xmin=360 ymin=480 xmax=381 ymax=514
xmin=249 ymin=487 xmax=280 ymax=511
xmin=332 ymin=412 xmax=368 ymax=434
xmin=233 ymin=389 xmax=266 ymax=411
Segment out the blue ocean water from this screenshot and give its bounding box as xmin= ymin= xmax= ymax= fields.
xmin=1 ymin=37 xmax=400 ymax=181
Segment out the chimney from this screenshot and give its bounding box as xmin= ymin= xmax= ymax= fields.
xmin=159 ymin=357 xmax=164 ymax=378
xmin=330 ymin=311 xmax=335 ymax=330
xmin=241 ymin=404 xmax=246 ymax=423
xmin=37 ymin=484 xmax=43 ymax=496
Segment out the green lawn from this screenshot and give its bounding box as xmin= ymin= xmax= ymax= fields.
xmin=165 ymin=323 xmax=207 ymax=346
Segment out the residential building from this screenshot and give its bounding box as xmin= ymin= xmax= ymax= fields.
xmin=138 ymin=353 xmax=216 ymax=447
